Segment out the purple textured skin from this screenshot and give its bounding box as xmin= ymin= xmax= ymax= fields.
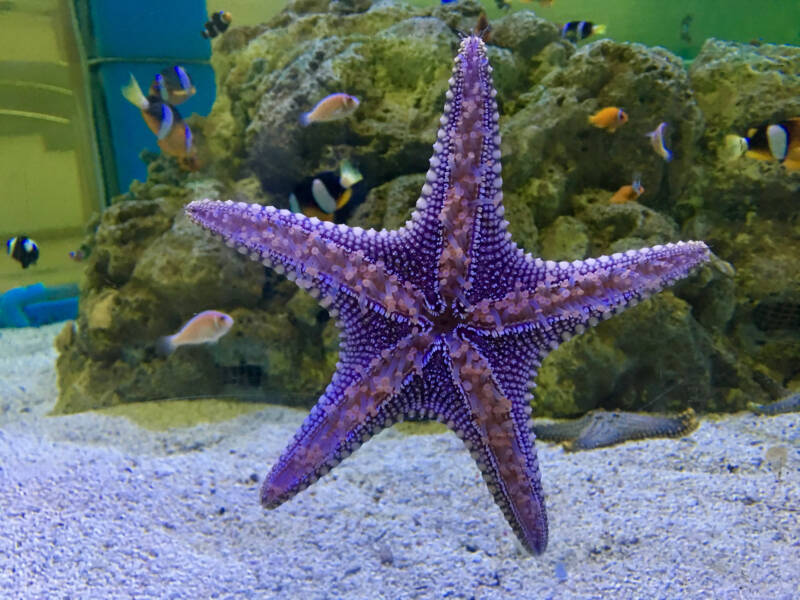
xmin=186 ymin=36 xmax=711 ymax=554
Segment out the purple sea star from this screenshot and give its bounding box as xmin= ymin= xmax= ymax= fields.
xmin=186 ymin=35 xmax=710 ymax=554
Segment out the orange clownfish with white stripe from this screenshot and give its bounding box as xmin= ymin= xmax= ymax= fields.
xmin=726 ymin=118 xmax=800 ymax=171
xmin=121 ymin=74 xmax=198 ymax=170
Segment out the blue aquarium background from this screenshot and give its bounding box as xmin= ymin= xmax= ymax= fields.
xmin=84 ymin=1 xmax=216 ymax=195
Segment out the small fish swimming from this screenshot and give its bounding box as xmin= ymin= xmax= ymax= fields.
xmin=610 ymin=174 xmax=645 ymax=204
xmin=742 ymin=119 xmax=800 ymax=171
xmin=680 ymin=15 xmax=693 ymax=44
xmin=588 ymin=107 xmax=628 ymax=133
xmin=122 ymin=74 xmax=197 ymax=166
xmin=157 ymin=310 xmax=234 ymax=356
xmin=202 ymin=10 xmax=232 ymax=39
xmin=561 ymin=21 xmax=606 ymax=43
xmin=6 ymin=236 xmax=39 ymax=269
xmin=289 ymin=160 xmax=363 ymax=221
xmin=722 ymin=119 xmax=800 ymax=170
xmin=646 ymin=122 xmax=673 ymax=161
xmin=300 ymin=93 xmax=360 ymax=126
xmin=150 ymin=65 xmax=195 ymax=105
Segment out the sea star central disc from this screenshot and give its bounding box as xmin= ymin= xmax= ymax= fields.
xmin=186 ymin=35 xmax=710 ymax=554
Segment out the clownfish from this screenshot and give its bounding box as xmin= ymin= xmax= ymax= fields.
xmin=6 ymin=236 xmax=39 ymax=269
xmin=202 ymin=10 xmax=232 ymax=39
xmin=289 ymin=161 xmax=364 ymax=222
xmin=150 ymin=65 xmax=195 ymax=106
xmin=122 ymin=74 xmax=197 ymax=167
xmin=740 ymin=119 xmax=800 ymax=171
xmin=300 ymin=93 xmax=360 ymax=126
xmin=610 ymin=174 xmax=645 ymax=204
xmin=561 ymin=21 xmax=607 ymax=43
xmin=646 ymin=122 xmax=673 ymax=162
xmin=157 ymin=310 xmax=234 ymax=356
xmin=589 ymin=107 xmax=628 ymax=133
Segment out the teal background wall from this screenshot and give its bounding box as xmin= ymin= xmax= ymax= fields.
xmin=81 ymin=0 xmax=217 ymax=198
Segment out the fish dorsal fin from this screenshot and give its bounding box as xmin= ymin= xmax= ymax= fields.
xmin=311 ymin=178 xmax=337 ymax=213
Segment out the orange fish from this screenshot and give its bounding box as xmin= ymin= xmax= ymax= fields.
xmin=300 ymin=93 xmax=360 ymax=126
xmin=121 ymin=74 xmax=197 ymax=167
xmin=589 ymin=107 xmax=628 ymax=133
xmin=157 ymin=310 xmax=234 ymax=355
xmin=610 ymin=175 xmax=644 ymax=204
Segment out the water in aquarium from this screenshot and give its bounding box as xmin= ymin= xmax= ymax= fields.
xmin=1 ymin=0 xmax=798 ymax=597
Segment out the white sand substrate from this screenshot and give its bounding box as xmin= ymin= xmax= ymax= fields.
xmin=1 ymin=323 xmax=798 ymax=599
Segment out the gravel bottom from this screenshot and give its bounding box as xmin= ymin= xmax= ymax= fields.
xmin=1 ymin=323 xmax=798 ymax=599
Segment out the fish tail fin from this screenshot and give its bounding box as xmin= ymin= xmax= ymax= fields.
xmin=156 ymin=335 xmax=175 ymax=357
xmin=121 ymin=74 xmax=148 ymax=109
xmin=721 ymin=134 xmax=748 ymax=161
xmin=339 ymin=159 xmax=363 ymax=188
xmin=593 ymin=24 xmax=607 ymax=35
xmin=299 ymin=112 xmax=311 ymax=127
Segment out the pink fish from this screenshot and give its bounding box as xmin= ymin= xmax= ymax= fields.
xmin=157 ymin=310 xmax=234 ymax=355
xmin=300 ymin=93 xmax=360 ymax=126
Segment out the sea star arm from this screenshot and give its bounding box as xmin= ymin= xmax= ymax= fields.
xmin=260 ymin=290 xmax=434 ymax=507
xmin=185 ymin=200 xmax=433 ymax=321
xmin=467 ymin=241 xmax=711 ymax=343
xmin=445 ymin=329 xmax=548 ymax=553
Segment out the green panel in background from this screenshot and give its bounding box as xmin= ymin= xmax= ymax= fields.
xmin=410 ymin=0 xmax=800 ymax=60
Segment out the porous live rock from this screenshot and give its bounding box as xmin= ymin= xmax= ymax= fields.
xmin=56 ymin=1 xmax=794 ymax=416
